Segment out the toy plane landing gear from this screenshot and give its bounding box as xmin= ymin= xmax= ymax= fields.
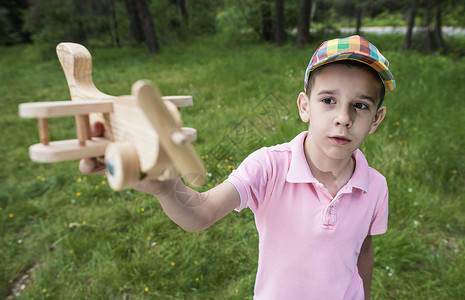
xmin=19 ymin=42 xmax=206 ymax=190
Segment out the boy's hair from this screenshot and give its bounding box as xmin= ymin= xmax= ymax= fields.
xmin=306 ymin=60 xmax=386 ymax=107
xmin=304 ymin=35 xmax=395 ymax=104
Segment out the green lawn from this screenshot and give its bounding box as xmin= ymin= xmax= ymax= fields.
xmin=1 ymin=34 xmax=464 ymax=299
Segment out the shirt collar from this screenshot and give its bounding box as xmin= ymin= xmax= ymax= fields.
xmin=286 ymin=131 xmax=370 ymax=193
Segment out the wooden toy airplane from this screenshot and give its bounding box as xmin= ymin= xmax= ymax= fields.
xmin=19 ymin=42 xmax=206 ymax=190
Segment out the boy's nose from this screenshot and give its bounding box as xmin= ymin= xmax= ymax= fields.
xmin=334 ymin=107 xmax=353 ymax=128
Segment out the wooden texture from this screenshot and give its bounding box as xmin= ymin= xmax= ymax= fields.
xmin=19 ymin=42 xmax=205 ymax=189
xmin=134 ymin=80 xmax=206 ymax=187
xmin=28 ymin=138 xmax=110 ymax=162
xmin=38 ymin=118 xmax=49 ymax=145
xmin=19 ymin=100 xmax=114 ymax=118
xmin=105 ymin=142 xmax=141 ymax=190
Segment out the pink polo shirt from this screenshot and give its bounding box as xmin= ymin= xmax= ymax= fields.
xmin=226 ymin=131 xmax=388 ymax=300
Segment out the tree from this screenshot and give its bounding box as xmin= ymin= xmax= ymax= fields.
xmin=260 ymin=0 xmax=273 ymax=42
xmin=274 ymin=0 xmax=285 ymax=46
xmin=177 ymin=0 xmax=189 ymax=26
xmin=0 ymin=0 xmax=31 ymax=45
xmin=403 ymin=0 xmax=417 ymax=50
xmin=403 ymin=0 xmax=446 ymax=52
xmin=434 ymin=1 xmax=444 ymax=49
xmin=296 ymin=0 xmax=312 ymax=49
xmin=123 ymin=0 xmax=160 ymax=53
xmin=124 ymin=0 xmax=145 ymax=44
xmin=427 ymin=0 xmax=444 ymax=51
xmin=355 ymin=4 xmax=362 ymax=35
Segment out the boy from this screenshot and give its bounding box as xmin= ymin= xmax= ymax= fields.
xmin=81 ymin=35 xmax=396 ymax=299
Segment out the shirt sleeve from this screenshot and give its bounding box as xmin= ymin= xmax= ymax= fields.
xmin=368 ymin=179 xmax=389 ymax=236
xmin=225 ymin=148 xmax=271 ymax=213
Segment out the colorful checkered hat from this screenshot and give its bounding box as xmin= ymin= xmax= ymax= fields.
xmin=304 ymin=35 xmax=396 ymax=94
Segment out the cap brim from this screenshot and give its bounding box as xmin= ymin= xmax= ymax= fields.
xmin=309 ymin=51 xmax=396 ymax=92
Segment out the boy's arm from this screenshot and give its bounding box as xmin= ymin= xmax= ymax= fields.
xmin=136 ymin=178 xmax=240 ymax=232
xmin=357 ymin=235 xmax=374 ymax=300
xmin=79 ymin=122 xmax=241 ymax=232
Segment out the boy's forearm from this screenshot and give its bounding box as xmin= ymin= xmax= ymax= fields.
xmin=136 ymin=178 xmax=239 ymax=232
xmin=136 ymin=178 xmax=210 ymax=231
xmin=357 ymin=235 xmax=374 ymax=300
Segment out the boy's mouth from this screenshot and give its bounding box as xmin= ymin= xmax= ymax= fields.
xmin=330 ymin=136 xmax=351 ymax=145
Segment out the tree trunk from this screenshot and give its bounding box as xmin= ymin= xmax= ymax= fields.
xmin=355 ymin=7 xmax=362 ymax=35
xmin=134 ymin=0 xmax=160 ymax=53
xmin=124 ymin=0 xmax=145 ymax=43
xmin=424 ymin=1 xmax=435 ymax=53
xmin=179 ymin=0 xmax=189 ymax=26
xmin=434 ymin=3 xmax=444 ymax=49
xmin=403 ymin=0 xmax=417 ymax=50
xmin=260 ymin=0 xmax=273 ymax=42
xmin=275 ymin=0 xmax=285 ymax=46
xmin=297 ymin=0 xmax=311 ymax=49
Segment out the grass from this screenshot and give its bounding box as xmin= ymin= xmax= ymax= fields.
xmin=1 ymin=33 xmax=464 ymax=299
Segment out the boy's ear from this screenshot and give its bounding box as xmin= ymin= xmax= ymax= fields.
xmin=369 ymin=106 xmax=387 ymax=134
xmin=297 ymin=92 xmax=310 ymax=123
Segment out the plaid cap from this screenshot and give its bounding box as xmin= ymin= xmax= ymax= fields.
xmin=304 ymin=35 xmax=396 ymax=94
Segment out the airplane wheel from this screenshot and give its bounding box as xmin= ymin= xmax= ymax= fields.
xmin=105 ymin=142 xmax=140 ymax=190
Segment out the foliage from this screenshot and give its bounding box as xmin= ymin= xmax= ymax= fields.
xmin=1 ymin=34 xmax=465 ymax=299
xmin=1 ymin=0 xmax=465 ymax=52
xmin=23 ymin=0 xmax=123 ymax=57
xmin=0 ymin=0 xmax=30 ymax=46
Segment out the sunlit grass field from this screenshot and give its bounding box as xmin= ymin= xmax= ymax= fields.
xmin=1 ymin=34 xmax=464 ymax=299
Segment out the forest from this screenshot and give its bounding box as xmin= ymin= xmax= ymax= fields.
xmin=1 ymin=0 xmax=465 ymax=54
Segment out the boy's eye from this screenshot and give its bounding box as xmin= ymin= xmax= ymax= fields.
xmin=354 ymin=102 xmax=369 ymax=110
xmin=322 ymin=98 xmax=335 ymax=104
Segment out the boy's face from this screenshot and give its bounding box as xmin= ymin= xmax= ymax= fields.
xmin=298 ymin=63 xmax=386 ymax=161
